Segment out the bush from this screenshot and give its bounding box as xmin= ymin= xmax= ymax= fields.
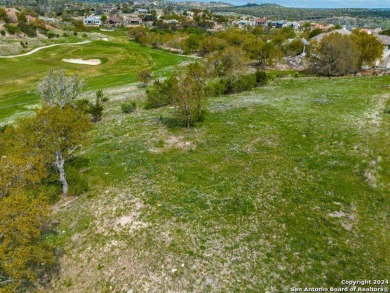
xmin=66 ymin=166 xmax=89 ymax=196
xmin=89 ymin=101 xmax=103 ymax=122
xmin=47 ymin=31 xmax=57 ymax=39
xmin=74 ymin=95 xmax=104 ymax=122
xmin=121 ymin=101 xmax=137 ymax=113
xmin=206 ymin=73 xmax=257 ymax=96
xmin=233 ymin=74 xmax=257 ymax=93
xmin=74 ymin=99 xmax=90 ymax=113
xmin=206 ymin=79 xmax=228 ymax=97
xmin=0 ymin=30 xmax=5 ymax=36
xmin=4 ymin=24 xmax=19 ymax=35
xmin=145 ymin=77 xmax=178 ymax=109
xmin=18 ymin=22 xmax=36 ymax=37
xmin=255 ymin=70 xmax=268 ymax=86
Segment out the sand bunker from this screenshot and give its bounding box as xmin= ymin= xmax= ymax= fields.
xmin=62 ymin=58 xmax=101 ymax=65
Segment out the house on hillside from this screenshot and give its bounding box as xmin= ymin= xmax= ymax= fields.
xmin=287 ymin=21 xmax=300 ymax=30
xmin=233 ymin=19 xmax=254 ymax=29
xmin=125 ymin=16 xmax=142 ymax=26
xmin=269 ymin=20 xmax=287 ymax=28
xmin=107 ymin=16 xmax=123 ymax=27
xmin=103 ymin=5 xmax=113 ymax=13
xmin=255 ymin=17 xmax=267 ymax=27
xmin=136 ymin=9 xmax=148 ymax=14
xmin=83 ymin=16 xmax=101 ymax=26
xmin=376 ymin=35 xmax=390 ymax=68
xmin=311 ymin=23 xmax=334 ymax=32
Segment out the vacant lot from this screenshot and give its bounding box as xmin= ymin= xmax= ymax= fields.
xmin=47 ymin=75 xmax=389 ymax=292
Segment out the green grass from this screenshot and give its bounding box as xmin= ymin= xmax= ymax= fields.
xmin=0 ymin=35 xmax=190 ymax=124
xmin=48 ymin=75 xmax=389 ymax=292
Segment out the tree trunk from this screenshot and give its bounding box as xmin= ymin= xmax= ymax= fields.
xmin=54 ymin=151 xmax=68 ymax=195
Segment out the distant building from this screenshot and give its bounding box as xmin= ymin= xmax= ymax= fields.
xmin=269 ymin=20 xmax=287 ymax=28
xmin=136 ymin=9 xmax=148 ymax=14
xmin=234 ymin=19 xmax=254 ymax=29
xmin=255 ymin=17 xmax=267 ymax=26
xmin=83 ymin=16 xmax=102 ymax=26
xmin=103 ymin=5 xmax=113 ymax=13
xmin=287 ymin=21 xmax=300 ymax=30
xmin=376 ymin=35 xmax=390 ymax=68
xmin=125 ymin=17 xmax=143 ymax=26
xmin=107 ymin=16 xmax=123 ymax=27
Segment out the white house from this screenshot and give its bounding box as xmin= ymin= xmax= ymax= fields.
xmin=83 ymin=16 xmax=101 ymax=26
xmin=376 ymin=35 xmax=390 ymax=69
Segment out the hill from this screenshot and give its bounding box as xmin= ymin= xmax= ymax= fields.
xmin=212 ymin=3 xmax=390 ymax=21
xmin=46 ymin=75 xmax=390 ymax=291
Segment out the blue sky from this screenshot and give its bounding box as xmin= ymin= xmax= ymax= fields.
xmin=218 ymin=0 xmax=390 ymax=8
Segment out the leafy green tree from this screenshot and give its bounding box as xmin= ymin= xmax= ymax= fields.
xmin=17 ymin=12 xmax=27 ymax=23
xmin=101 ymin=15 xmax=107 ymax=23
xmin=6 ymin=105 xmax=91 ymax=195
xmin=207 ymin=46 xmax=247 ymax=77
xmin=259 ymin=41 xmax=276 ymax=66
xmin=243 ymin=38 xmax=265 ymax=59
xmin=0 ymin=193 xmax=54 ymax=292
xmin=311 ymin=33 xmax=359 ymax=76
xmin=199 ymin=36 xmax=227 ymax=55
xmin=173 ymin=62 xmax=207 ymax=128
xmin=351 ymin=30 xmax=383 ymax=67
xmin=309 ymin=28 xmax=323 ymax=38
xmin=0 ymin=8 xmax=7 ymax=22
xmin=286 ymin=38 xmax=304 ymax=56
xmin=37 ymin=68 xmax=84 ymax=108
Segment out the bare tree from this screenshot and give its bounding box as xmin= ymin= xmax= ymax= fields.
xmin=37 ymin=68 xmax=84 ymax=108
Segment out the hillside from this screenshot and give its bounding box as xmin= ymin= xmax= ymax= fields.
xmin=46 ymin=75 xmax=390 ymax=291
xmin=1 ymin=27 xmax=389 ymax=292
xmin=212 ymin=4 xmax=390 ymax=27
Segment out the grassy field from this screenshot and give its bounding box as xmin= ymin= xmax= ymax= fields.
xmin=0 ymin=32 xmax=190 ymax=125
xmin=46 ymin=75 xmax=389 ymax=292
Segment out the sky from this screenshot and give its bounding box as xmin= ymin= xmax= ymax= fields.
xmin=217 ymin=0 xmax=390 ymax=8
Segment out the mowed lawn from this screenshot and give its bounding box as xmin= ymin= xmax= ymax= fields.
xmin=50 ymin=76 xmax=390 ymax=292
xmin=0 ymin=36 xmax=189 ymax=124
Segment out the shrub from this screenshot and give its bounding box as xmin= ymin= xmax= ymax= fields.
xmin=205 ymin=79 xmax=228 ymax=97
xmin=255 ymin=70 xmax=268 ymax=86
xmin=74 ymin=95 xmax=104 ymax=122
xmin=145 ymin=76 xmax=178 ymax=109
xmin=89 ymin=100 xmax=103 ymax=122
xmin=74 ymin=99 xmax=90 ymax=113
xmin=121 ymin=101 xmax=137 ymax=113
xmin=0 ymin=30 xmax=5 ymax=36
xmin=4 ymin=24 xmax=19 ymax=35
xmin=18 ymin=22 xmax=36 ymax=37
xmin=66 ymin=166 xmax=89 ymax=196
xmin=234 ymin=74 xmax=256 ymax=92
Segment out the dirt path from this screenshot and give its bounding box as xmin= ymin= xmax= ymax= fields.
xmin=0 ymin=41 xmax=92 ymax=58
